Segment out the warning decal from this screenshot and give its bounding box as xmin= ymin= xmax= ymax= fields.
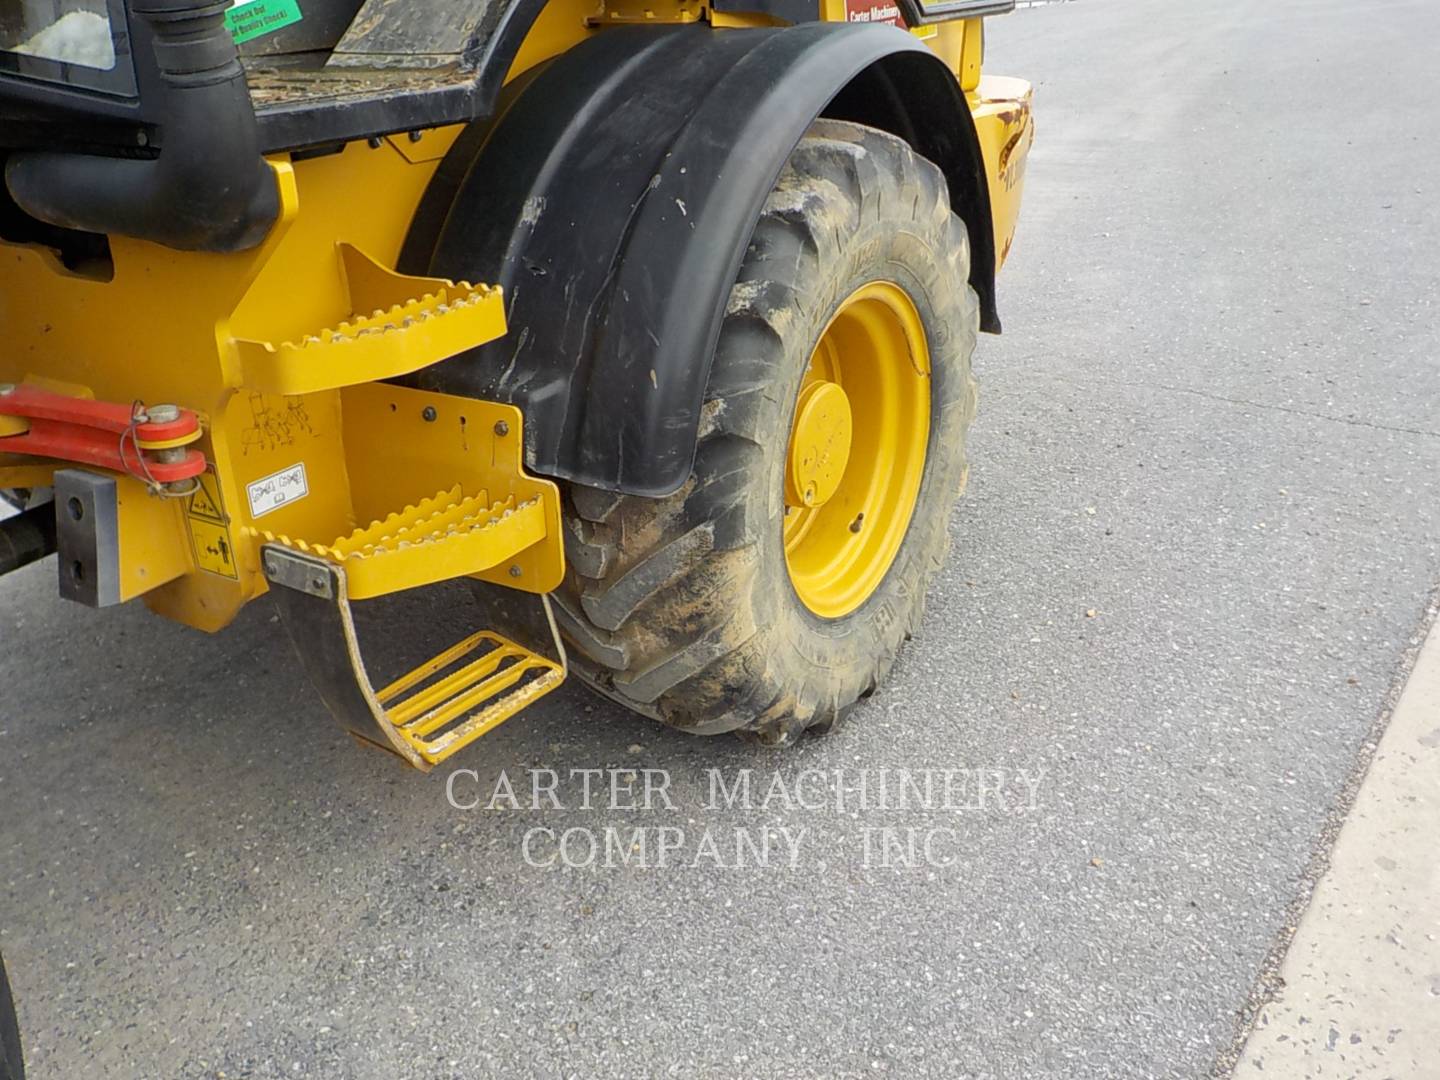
xmin=188 ymin=472 xmax=225 ymax=522
xmin=187 ymin=467 xmax=238 ymax=580
xmin=190 ymin=519 xmax=238 ymax=579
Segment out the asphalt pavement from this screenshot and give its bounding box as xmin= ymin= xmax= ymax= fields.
xmin=3 ymin=0 xmax=1440 ymax=1077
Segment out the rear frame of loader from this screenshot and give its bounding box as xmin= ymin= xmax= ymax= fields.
xmin=0 ymin=0 xmax=1032 ymax=771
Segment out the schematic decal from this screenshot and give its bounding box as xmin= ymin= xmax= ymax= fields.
xmin=246 ymin=463 xmax=308 ymax=519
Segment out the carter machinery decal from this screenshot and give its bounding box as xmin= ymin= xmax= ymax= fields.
xmin=845 ymin=0 xmax=905 ymax=27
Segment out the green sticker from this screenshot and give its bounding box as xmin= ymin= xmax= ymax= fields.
xmin=225 ymin=0 xmax=303 ymax=44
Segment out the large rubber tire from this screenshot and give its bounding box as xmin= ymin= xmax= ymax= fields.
xmin=0 ymin=952 xmax=23 ymax=1080
xmin=555 ymin=119 xmax=979 ymax=744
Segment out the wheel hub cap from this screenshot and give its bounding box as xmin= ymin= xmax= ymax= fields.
xmin=785 ymin=380 xmax=853 ymax=510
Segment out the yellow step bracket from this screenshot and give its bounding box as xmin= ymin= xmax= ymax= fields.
xmin=244 ymin=486 xmax=547 ymax=600
xmin=235 ymin=244 xmax=506 ymax=396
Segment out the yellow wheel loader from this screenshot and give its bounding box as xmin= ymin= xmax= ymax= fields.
xmin=2 ymin=0 xmax=1030 ymax=1060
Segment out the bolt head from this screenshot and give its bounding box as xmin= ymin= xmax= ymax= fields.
xmin=422 ymin=406 xmax=438 ymax=422
xmin=146 ymin=403 xmax=181 ymax=424
xmin=494 ymin=420 xmax=510 ymax=437
xmin=508 ymin=564 xmax=522 ymax=578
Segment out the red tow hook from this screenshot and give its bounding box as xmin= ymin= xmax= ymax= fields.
xmin=0 ymin=383 xmax=206 ymax=486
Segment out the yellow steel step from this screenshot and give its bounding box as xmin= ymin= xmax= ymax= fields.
xmin=235 ymin=244 xmax=506 ymax=396
xmin=375 ymin=628 xmax=564 ymax=766
xmin=262 ymin=542 xmax=568 ymax=771
xmin=245 ymin=486 xmax=545 ymax=600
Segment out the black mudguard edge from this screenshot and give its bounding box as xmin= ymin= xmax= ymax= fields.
xmin=401 ymin=23 xmax=998 ymax=497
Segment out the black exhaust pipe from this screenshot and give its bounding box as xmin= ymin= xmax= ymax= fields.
xmin=3 ymin=0 xmax=279 ymax=253
xmin=0 ymin=503 xmax=57 ymax=577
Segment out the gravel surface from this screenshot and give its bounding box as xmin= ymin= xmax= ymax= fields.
xmin=3 ymin=0 xmax=1439 ymax=1076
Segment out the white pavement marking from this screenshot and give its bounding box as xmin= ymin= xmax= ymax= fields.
xmin=1233 ymin=616 xmax=1440 ymax=1078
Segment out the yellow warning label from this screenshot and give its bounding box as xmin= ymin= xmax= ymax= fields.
xmin=188 ymin=471 xmax=225 ymax=522
xmin=186 ymin=468 xmax=237 ymax=578
xmin=189 ymin=519 xmax=239 ymax=579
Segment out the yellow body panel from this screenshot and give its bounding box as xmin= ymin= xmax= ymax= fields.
xmin=114 ymin=476 xmax=195 ymax=601
xmin=970 ymin=73 xmax=1036 ymax=271
xmin=0 ymin=132 xmax=558 ymax=632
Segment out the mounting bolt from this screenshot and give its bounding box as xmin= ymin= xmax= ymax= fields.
xmin=310 ymin=574 xmax=327 ymax=594
xmin=408 ymin=130 xmax=423 ymax=143
xmin=147 ymin=403 xmax=180 ymax=424
xmin=367 ymin=136 xmax=383 ymax=149
xmin=493 ymin=420 xmax=509 ymax=437
xmin=508 ymin=565 xmax=522 ymax=578
xmin=422 ymin=406 xmax=438 ymax=422
xmin=263 ymin=554 xmax=279 ymax=577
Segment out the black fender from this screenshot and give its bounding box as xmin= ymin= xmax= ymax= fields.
xmin=401 ymin=23 xmax=999 ymax=497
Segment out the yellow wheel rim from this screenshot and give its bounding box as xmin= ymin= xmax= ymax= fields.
xmin=784 ymin=281 xmax=930 ymax=619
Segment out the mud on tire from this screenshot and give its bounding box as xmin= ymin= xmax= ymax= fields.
xmin=554 ymin=119 xmax=979 ymax=744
